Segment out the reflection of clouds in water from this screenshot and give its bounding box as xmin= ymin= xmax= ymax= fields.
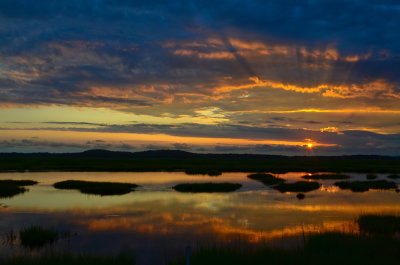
xmin=1 ymin=171 xmax=400 ymax=263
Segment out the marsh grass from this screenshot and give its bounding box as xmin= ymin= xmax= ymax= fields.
xmin=0 ymin=180 xmax=38 ymax=198
xmin=334 ymin=180 xmax=397 ymax=192
xmin=247 ymin=173 xmax=285 ymax=185
xmin=296 ymin=193 xmax=305 ymax=199
xmin=366 ymin=174 xmax=378 ymax=180
xmin=173 ymin=182 xmax=242 ymax=193
xmin=274 ymin=181 xmax=320 ymax=193
xmin=358 ymin=214 xmax=400 ymax=235
xmin=302 ymin=174 xmax=350 ymax=180
xmin=0 ymin=253 xmax=134 ymax=265
xmin=19 ymin=226 xmax=58 ymax=249
xmin=169 ymin=232 xmax=400 ymax=265
xmin=53 ymin=180 xmax=138 ymax=196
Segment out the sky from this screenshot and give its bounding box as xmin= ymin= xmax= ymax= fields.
xmin=1 ymin=0 xmax=400 ymax=155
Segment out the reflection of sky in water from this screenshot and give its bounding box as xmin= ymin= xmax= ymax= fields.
xmin=0 ymin=172 xmax=400 ymax=264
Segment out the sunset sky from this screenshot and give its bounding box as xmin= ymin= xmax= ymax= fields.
xmin=1 ymin=0 xmax=400 ymax=155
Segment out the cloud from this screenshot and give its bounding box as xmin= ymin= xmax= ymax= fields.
xmin=0 ymin=0 xmax=400 ymax=114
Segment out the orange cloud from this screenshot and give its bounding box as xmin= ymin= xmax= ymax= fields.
xmin=214 ymin=77 xmax=399 ymax=100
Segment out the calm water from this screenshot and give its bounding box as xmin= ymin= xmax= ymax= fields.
xmin=1 ymin=172 xmax=400 ymax=264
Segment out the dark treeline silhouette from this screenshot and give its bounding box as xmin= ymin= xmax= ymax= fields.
xmin=0 ymin=149 xmax=399 ymax=160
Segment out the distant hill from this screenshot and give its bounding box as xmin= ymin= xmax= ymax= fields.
xmin=0 ymin=149 xmax=398 ymax=160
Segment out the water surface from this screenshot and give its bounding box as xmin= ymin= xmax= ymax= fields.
xmin=0 ymin=172 xmax=399 ymax=264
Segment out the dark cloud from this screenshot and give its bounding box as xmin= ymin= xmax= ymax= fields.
xmin=2 ymin=122 xmax=399 ymax=155
xmin=1 ymin=0 xmax=400 ymax=110
xmin=0 ymin=138 xmax=137 ymax=153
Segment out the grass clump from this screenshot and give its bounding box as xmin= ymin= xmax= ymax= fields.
xmin=387 ymin=174 xmax=400 ymax=179
xmin=247 ymin=173 xmax=286 ymax=186
xmin=334 ymin=180 xmax=397 ymax=192
xmin=302 ymin=174 xmax=350 ymax=180
xmin=296 ymin=193 xmax=305 ymax=199
xmin=274 ymin=181 xmax=320 ymax=193
xmin=1 ymin=253 xmax=134 ymax=265
xmin=0 ymin=179 xmax=38 ymax=198
xmin=247 ymin=173 xmax=285 ymax=186
xmin=53 ymin=180 xmax=138 ymax=196
xmin=19 ymin=226 xmax=59 ymax=249
xmin=358 ymin=214 xmax=400 ymax=235
xmin=366 ymin=174 xmax=378 ymax=180
xmin=173 ymin=182 xmax=242 ymax=193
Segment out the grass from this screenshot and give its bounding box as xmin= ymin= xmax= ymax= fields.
xmin=273 ymin=181 xmax=320 ymax=193
xmin=247 ymin=173 xmax=286 ymax=185
xmin=302 ymin=173 xmax=350 ymax=180
xmin=387 ymin=174 xmax=400 ymax=179
xmin=296 ymin=193 xmax=305 ymax=199
xmin=358 ymin=214 xmax=400 ymax=235
xmin=53 ymin=180 xmax=138 ymax=196
xmin=0 ymin=179 xmax=38 ymax=198
xmin=173 ymin=182 xmax=242 ymax=193
xmin=169 ymin=232 xmax=400 ymax=265
xmin=19 ymin=226 xmax=59 ymax=249
xmin=334 ymin=180 xmax=398 ymax=192
xmin=366 ymin=174 xmax=378 ymax=180
xmin=0 ymin=253 xmax=134 ymax=265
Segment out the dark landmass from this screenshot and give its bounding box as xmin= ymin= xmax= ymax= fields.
xmin=1 ymin=149 xmax=400 ymax=173
xmin=387 ymin=174 xmax=400 ymax=179
xmin=302 ymin=173 xmax=350 ymax=180
xmin=53 ymin=180 xmax=138 ymax=196
xmin=173 ymin=182 xmax=242 ymax=193
xmin=0 ymin=179 xmax=38 ymax=198
xmin=334 ymin=180 xmax=398 ymax=192
xmin=247 ymin=173 xmax=286 ymax=185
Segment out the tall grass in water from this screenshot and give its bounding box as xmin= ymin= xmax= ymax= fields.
xmin=19 ymin=226 xmax=59 ymax=249
xmin=169 ymin=232 xmax=400 ymax=265
xmin=0 ymin=180 xmax=38 ymax=198
xmin=0 ymin=253 xmax=134 ymax=265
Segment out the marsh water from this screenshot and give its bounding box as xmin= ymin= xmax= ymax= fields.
xmin=1 ymin=172 xmax=400 ymax=264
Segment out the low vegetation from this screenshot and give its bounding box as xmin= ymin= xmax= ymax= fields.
xmin=334 ymin=180 xmax=398 ymax=192
xmin=0 ymin=179 xmax=38 ymax=198
xmin=358 ymin=214 xmax=400 ymax=235
xmin=0 ymin=253 xmax=134 ymax=265
xmin=247 ymin=173 xmax=286 ymax=185
xmin=273 ymin=181 xmax=320 ymax=193
xmin=173 ymin=182 xmax=242 ymax=193
xmin=53 ymin=180 xmax=138 ymax=196
xmin=296 ymin=193 xmax=305 ymax=199
xmin=19 ymin=226 xmax=59 ymax=249
xmin=169 ymin=232 xmax=400 ymax=265
xmin=302 ymin=174 xmax=350 ymax=180
xmin=366 ymin=174 xmax=378 ymax=180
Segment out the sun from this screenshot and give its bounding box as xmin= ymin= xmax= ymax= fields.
xmin=307 ymin=143 xmax=313 ymax=148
